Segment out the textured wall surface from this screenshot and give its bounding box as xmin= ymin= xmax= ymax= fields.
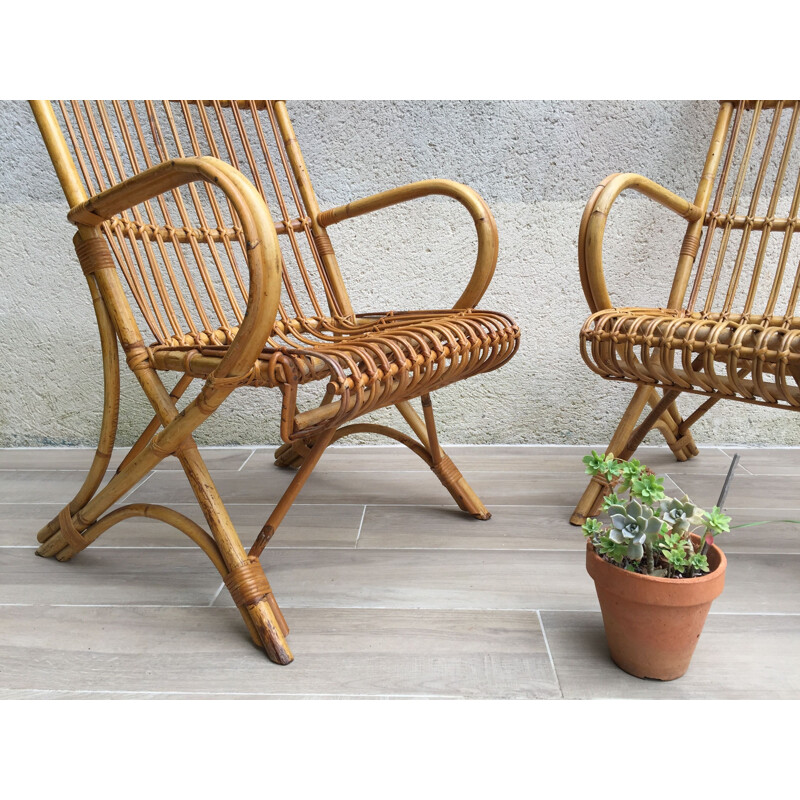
xmin=1 ymin=100 xmax=794 ymax=447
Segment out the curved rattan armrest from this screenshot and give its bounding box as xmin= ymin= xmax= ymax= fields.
xmin=317 ymin=179 xmax=499 ymax=309
xmin=579 ymin=172 xmax=703 ymax=313
xmin=68 ymin=157 xmax=283 ymax=382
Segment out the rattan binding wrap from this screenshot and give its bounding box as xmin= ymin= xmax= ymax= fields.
xmin=57 ymin=507 xmax=88 ymax=553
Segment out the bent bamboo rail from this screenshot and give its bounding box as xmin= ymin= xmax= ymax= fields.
xmin=318 ymin=179 xmax=499 ymax=309
xmin=68 ymin=156 xmax=283 ymax=381
xmin=578 ymin=173 xmax=703 ymax=314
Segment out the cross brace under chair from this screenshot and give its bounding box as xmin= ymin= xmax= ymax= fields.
xmin=29 ymin=100 xmax=520 ymax=664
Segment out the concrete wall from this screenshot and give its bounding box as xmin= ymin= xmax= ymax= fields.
xmin=0 ymin=100 xmax=792 ymax=447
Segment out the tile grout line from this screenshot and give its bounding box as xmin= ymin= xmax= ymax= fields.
xmin=5 ymin=544 xmax=800 ymax=554
xmin=5 ymin=466 xmax=777 ymax=475
xmin=208 ymin=582 xmax=226 ymax=607
xmin=0 ymin=688 xmax=467 ymax=699
xmin=3 ymin=602 xmax=800 ymax=616
xmin=536 ymin=609 xmax=563 ymax=699
xmin=119 ymin=472 xmax=154 ymax=503
xmin=354 ymin=505 xmax=367 ymax=549
xmin=237 ymin=449 xmax=257 ymax=472
xmin=720 ymin=448 xmax=755 ymax=475
xmin=2 ymin=500 xmax=793 ymax=509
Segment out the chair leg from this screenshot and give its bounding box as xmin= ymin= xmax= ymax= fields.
xmin=36 ymin=273 xmax=120 ymax=556
xmin=652 ymin=396 xmax=699 ymax=462
xmin=398 ymin=396 xmax=491 ymax=520
xmin=178 ymin=444 xmax=293 ymax=665
xmin=274 ymin=438 xmax=314 ymax=469
xmin=571 ymin=384 xmax=707 ymax=526
xmin=570 ymin=384 xmax=652 ymax=526
xmin=273 ymin=395 xmax=491 ymax=519
xmin=251 ymin=427 xmax=336 ymax=557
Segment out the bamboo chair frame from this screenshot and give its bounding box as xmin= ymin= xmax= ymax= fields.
xmin=572 ymin=100 xmax=800 ymax=524
xmin=30 ymin=100 xmax=520 ymax=663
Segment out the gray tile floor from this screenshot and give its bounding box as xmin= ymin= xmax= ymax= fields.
xmin=1 ymin=444 xmax=798 ymax=699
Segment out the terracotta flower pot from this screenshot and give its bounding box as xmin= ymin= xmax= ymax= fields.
xmin=585 ymin=535 xmax=727 ymax=681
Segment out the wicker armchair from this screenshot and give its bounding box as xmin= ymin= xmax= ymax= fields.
xmin=572 ymin=100 xmax=800 ymax=525
xmin=30 ymin=101 xmax=520 ymax=663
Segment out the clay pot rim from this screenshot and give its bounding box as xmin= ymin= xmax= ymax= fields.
xmin=585 ymin=532 xmax=726 ymax=586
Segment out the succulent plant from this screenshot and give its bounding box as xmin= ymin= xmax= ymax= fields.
xmin=606 ymin=500 xmax=662 ymax=561
xmin=630 ymin=473 xmax=666 ymax=504
xmin=660 ymin=496 xmax=700 ymax=535
xmin=581 ymin=517 xmax=604 ymax=546
xmin=704 ymin=506 xmax=732 ymax=535
xmin=618 ymin=458 xmax=644 ymax=489
xmin=582 ymin=453 xmax=736 ymax=578
xmin=583 ymin=450 xmax=622 ymax=481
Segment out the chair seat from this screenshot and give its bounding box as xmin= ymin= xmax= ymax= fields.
xmin=150 ymin=307 xmax=520 ymax=396
xmin=580 ymin=307 xmax=800 ymax=407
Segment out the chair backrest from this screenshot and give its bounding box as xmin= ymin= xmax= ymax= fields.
xmin=678 ymin=100 xmax=800 ymax=323
xmin=33 ymin=100 xmax=353 ymax=348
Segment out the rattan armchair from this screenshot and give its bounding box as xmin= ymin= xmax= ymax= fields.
xmin=30 ymin=101 xmax=520 ymax=664
xmin=572 ymin=100 xmax=800 ymax=525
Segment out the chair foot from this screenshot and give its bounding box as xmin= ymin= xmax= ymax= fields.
xmin=570 ymin=474 xmax=610 ymax=526
xmin=432 ymin=454 xmax=491 ymax=520
xmin=225 ymin=556 xmax=293 ymax=664
xmin=570 ymin=385 xmax=653 ymax=526
xmin=654 ymin=399 xmax=699 ymax=462
xmin=36 ymin=505 xmax=93 ymax=561
xmin=273 ymin=440 xmax=312 ymax=469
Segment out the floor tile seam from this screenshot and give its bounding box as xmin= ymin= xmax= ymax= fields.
xmin=537 ymin=608 xmax=800 ymax=617
xmin=4 ymin=603 xmax=800 ymax=616
xmin=207 ymin=582 xmax=225 ymax=607
xmin=71 ymin=501 xmax=663 ymax=509
xmin=0 ymin=502 xmax=584 ymax=509
xmin=536 ymin=609 xmax=563 ymax=699
xmin=0 ymin=603 xmax=215 ymax=608
xmin=662 ymin=473 xmax=797 ymax=482
xmin=0 ymin=467 xmax=577 ymax=473
xmin=11 ymin=544 xmax=800 ymax=553
xmin=0 ymin=603 xmax=584 ymax=612
xmin=3 ymin=444 xmax=775 ymax=451
xmin=142 ymin=468 xmax=753 ymax=476
xmin=0 ymin=469 xmax=122 ymax=473
xmin=0 ymin=688 xmax=469 ymax=699
xmin=704 ymin=472 xmax=800 ymax=477
xmin=2 ymin=499 xmax=797 ymax=511
xmin=236 ymin=449 xmax=257 ymax=472
xmin=0 ymin=545 xmax=601 ymax=553
xmin=119 ymin=472 xmax=154 ymax=503
xmin=354 ymin=506 xmax=367 ymax=548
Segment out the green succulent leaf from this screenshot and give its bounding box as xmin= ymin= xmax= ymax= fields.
xmin=601 ymin=492 xmax=621 ymax=511
xmin=643 ymin=516 xmax=663 ymax=537
xmin=582 ymin=518 xmax=604 ymax=540
xmin=618 ymin=459 xmax=644 ymax=490
xmin=583 ymin=451 xmax=621 ymax=479
xmin=625 ymin=500 xmax=644 ymax=519
xmin=631 ymin=474 xmax=666 ymax=504
xmin=690 ymin=553 xmax=710 ymax=573
xmin=626 ymin=541 xmax=644 ymax=561
xmin=597 ymin=535 xmax=629 ymax=565
xmin=705 ymin=506 xmax=732 ymax=535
